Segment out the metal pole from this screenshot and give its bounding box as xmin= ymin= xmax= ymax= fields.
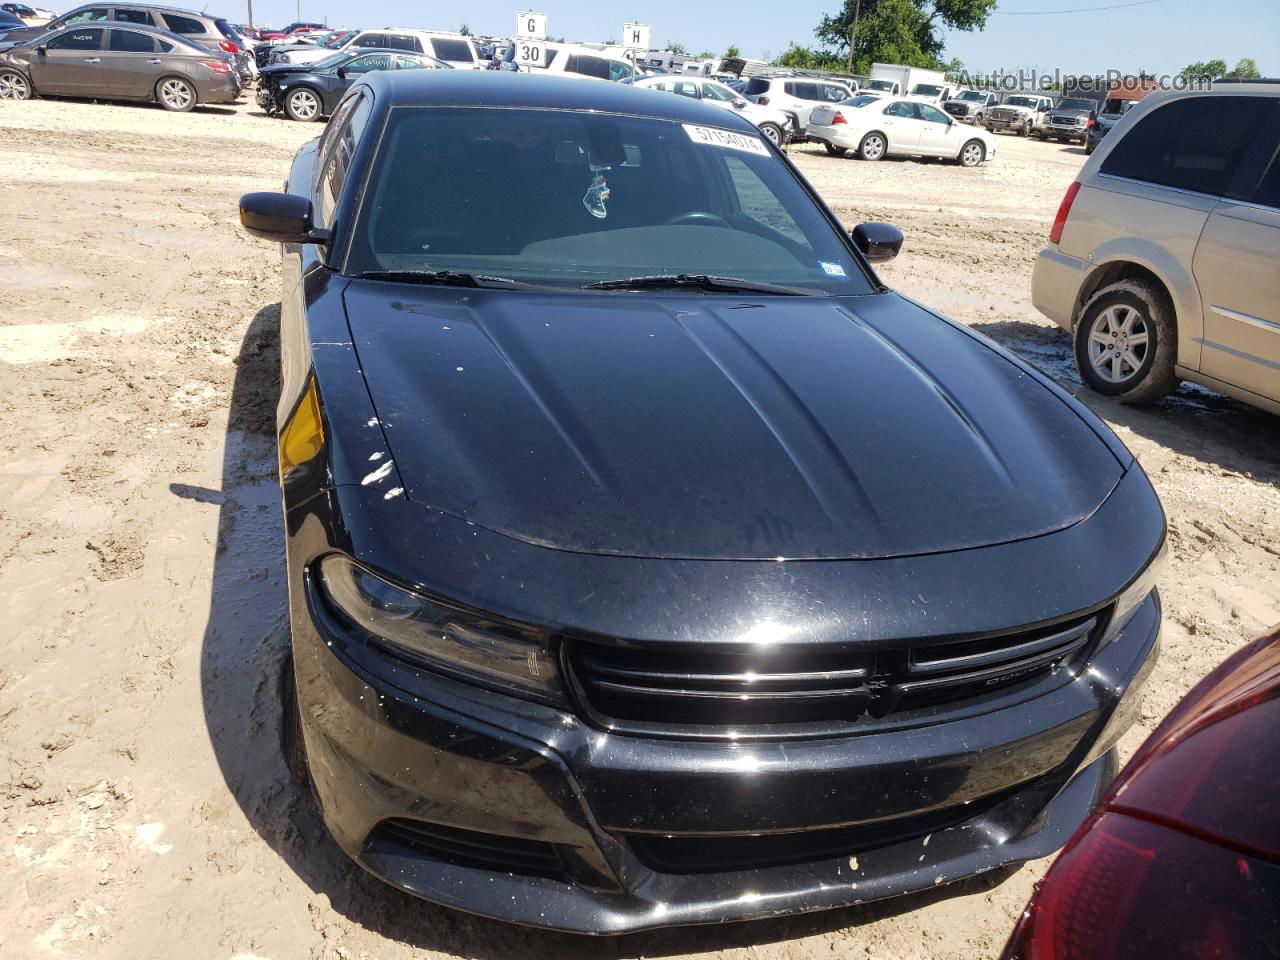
xmin=845 ymin=0 xmax=861 ymax=73
xmin=246 ymin=0 xmax=253 ymax=28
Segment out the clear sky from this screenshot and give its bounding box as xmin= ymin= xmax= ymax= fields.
xmin=244 ymin=0 xmax=1277 ymax=78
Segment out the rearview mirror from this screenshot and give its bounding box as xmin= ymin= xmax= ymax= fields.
xmin=238 ymin=192 xmax=330 ymax=244
xmin=851 ymin=222 xmax=903 ymax=263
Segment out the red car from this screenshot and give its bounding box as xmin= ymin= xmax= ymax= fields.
xmin=1003 ymin=625 xmax=1280 ymax=959
xmin=257 ymin=20 xmax=324 ymax=40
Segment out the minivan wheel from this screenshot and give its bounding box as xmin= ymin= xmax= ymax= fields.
xmin=1074 ymin=280 xmax=1179 ymax=403
xmin=156 ymin=76 xmax=195 ymax=112
xmin=0 ymin=68 xmax=31 ymax=100
xmin=858 ymin=131 xmax=886 ymax=161
xmin=958 ymin=139 xmax=985 ymax=167
xmin=757 ymin=122 xmax=783 ymax=147
xmin=824 ymin=142 xmax=848 ymax=157
xmin=284 ymin=86 xmax=322 ymax=122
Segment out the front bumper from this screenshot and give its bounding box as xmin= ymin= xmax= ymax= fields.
xmin=1045 ymin=122 xmax=1087 ymax=139
xmin=292 ymin=559 xmax=1160 ymax=933
xmin=986 ymin=116 xmax=1030 ymax=131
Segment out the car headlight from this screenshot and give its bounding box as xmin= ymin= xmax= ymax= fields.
xmin=1104 ymin=537 xmax=1167 ymax=644
xmin=317 ymin=554 xmax=561 ymax=700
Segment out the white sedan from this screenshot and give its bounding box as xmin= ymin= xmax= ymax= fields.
xmin=631 ymin=75 xmax=793 ymax=148
xmin=807 ymin=95 xmax=996 ymax=166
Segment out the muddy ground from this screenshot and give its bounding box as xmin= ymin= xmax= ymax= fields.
xmin=1 ymin=98 xmax=1278 ymax=960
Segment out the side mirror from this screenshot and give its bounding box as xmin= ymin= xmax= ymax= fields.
xmin=239 ymin=192 xmax=330 ymax=244
xmin=336 ymin=66 xmax=346 ymax=78
xmin=36 ymin=44 xmax=46 ymax=54
xmin=851 ymin=222 xmax=903 ymax=263
xmin=732 ymin=97 xmax=747 ymax=108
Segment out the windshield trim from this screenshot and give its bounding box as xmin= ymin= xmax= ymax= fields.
xmin=337 ymin=103 xmax=884 ymax=294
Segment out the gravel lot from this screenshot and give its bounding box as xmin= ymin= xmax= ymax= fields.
xmin=2 ymin=98 xmax=1278 ymax=960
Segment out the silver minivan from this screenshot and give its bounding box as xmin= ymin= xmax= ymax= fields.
xmin=1032 ymin=83 xmax=1280 ymax=414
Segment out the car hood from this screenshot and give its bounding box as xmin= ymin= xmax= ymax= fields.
xmin=344 ymin=285 xmax=1124 ymax=560
xmin=260 ymin=62 xmax=324 ymax=75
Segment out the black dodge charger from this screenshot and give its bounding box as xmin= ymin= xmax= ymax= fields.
xmin=239 ymin=72 xmax=1165 ymax=933
xmin=257 ymin=47 xmax=447 ymax=121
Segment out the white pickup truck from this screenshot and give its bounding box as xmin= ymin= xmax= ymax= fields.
xmin=985 ymin=94 xmax=1055 ymax=136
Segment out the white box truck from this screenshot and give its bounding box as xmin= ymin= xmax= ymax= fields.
xmin=862 ymin=64 xmax=951 ymax=103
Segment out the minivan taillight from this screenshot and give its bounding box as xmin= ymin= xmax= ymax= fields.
xmin=219 ymin=39 xmax=240 ymax=54
xmin=1049 ymin=181 xmax=1081 ymax=246
xmin=757 ymin=95 xmax=769 ymax=105
xmin=831 ymin=111 xmax=846 ymax=124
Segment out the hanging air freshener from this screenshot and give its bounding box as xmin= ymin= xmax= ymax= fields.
xmin=583 ymin=166 xmax=611 ymax=219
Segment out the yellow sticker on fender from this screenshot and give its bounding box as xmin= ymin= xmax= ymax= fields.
xmin=682 ymin=124 xmax=771 ymax=156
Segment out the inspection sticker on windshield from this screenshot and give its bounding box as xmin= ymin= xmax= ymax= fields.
xmin=682 ymin=124 xmax=770 ymax=157
xmin=820 ymin=261 xmax=847 ymax=277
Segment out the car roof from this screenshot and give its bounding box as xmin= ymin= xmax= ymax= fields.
xmin=44 ymin=17 xmax=197 ymax=38
xmin=365 ymin=71 xmax=761 ymax=133
xmin=67 ymin=0 xmax=213 ymax=14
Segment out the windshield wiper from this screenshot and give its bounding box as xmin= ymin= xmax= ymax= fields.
xmin=356 ymin=270 xmax=527 ymax=288
xmin=582 ymin=274 xmax=818 ymax=296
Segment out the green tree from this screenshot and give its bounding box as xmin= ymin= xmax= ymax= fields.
xmin=816 ymin=0 xmax=997 ymax=75
xmin=667 ymin=41 xmax=688 ymax=54
xmin=724 ymin=43 xmax=741 ymax=59
xmin=774 ymin=43 xmax=842 ymax=70
xmin=1180 ymin=58 xmax=1227 ymax=81
xmin=1230 ymin=57 xmax=1261 ymax=78
xmin=943 ymin=56 xmax=965 ymax=83
xmin=696 ymin=50 xmax=716 ymax=59
xmin=458 ymin=23 xmax=472 ymax=36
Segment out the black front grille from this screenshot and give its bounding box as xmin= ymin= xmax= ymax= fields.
xmin=944 ymin=102 xmax=968 ymax=116
xmin=626 ymin=782 xmax=1018 ymax=874
xmin=371 ymin=818 xmax=566 ymax=880
xmin=568 ymin=615 xmax=1099 ymax=737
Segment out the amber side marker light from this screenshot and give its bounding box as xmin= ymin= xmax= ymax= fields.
xmin=279 ymin=376 xmax=324 ymax=477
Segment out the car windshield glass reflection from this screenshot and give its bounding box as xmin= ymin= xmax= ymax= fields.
xmin=350 ymin=107 xmax=871 ymax=295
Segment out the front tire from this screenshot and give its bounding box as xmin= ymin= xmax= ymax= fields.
xmin=958 ymin=139 xmax=985 ymax=167
xmin=0 ymin=68 xmax=32 ymax=100
xmin=284 ymin=85 xmax=323 ymax=122
xmin=824 ymin=142 xmax=848 ymax=157
xmin=757 ymin=122 xmax=784 ymax=147
xmin=1074 ymin=280 xmax=1179 ymax=403
xmin=857 ymin=131 xmax=886 ymax=161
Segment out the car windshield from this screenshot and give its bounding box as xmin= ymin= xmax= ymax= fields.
xmin=911 ymin=84 xmax=943 ymax=97
xmin=349 ymin=107 xmax=873 ymax=295
xmin=839 ymin=94 xmax=878 ymax=107
xmin=1102 ymin=97 xmax=1135 ymax=115
xmin=1057 ymin=98 xmax=1094 ymax=111
xmin=958 ymin=91 xmax=986 ymax=101
xmin=864 ymin=79 xmax=895 ymax=91
xmin=701 ymin=81 xmax=738 ymax=102
xmin=1005 ymin=96 xmax=1037 ymax=107
xmin=312 ymin=51 xmax=349 ymax=70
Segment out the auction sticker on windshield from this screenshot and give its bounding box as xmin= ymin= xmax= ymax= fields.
xmin=682 ymin=124 xmax=770 ymax=157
